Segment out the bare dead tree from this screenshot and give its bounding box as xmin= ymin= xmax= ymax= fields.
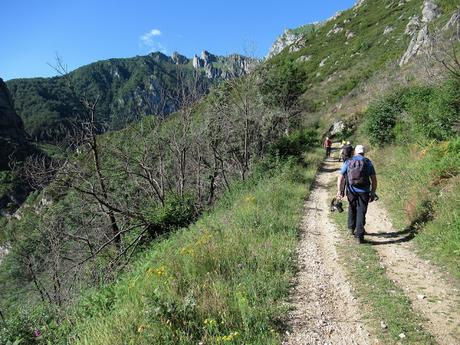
xmin=422 ymin=12 xmax=460 ymax=81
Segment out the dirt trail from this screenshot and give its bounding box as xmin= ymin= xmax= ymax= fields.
xmin=366 ymin=203 xmax=460 ymax=344
xmin=284 ymin=154 xmax=460 ymax=345
xmin=283 ymin=159 xmax=371 ymax=345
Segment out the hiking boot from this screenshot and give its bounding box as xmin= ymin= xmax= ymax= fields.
xmin=348 ymin=228 xmax=355 ymax=236
xmin=355 ymin=236 xmax=365 ymax=244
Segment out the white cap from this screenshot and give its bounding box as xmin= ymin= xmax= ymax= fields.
xmin=355 ymin=145 xmax=365 ymax=154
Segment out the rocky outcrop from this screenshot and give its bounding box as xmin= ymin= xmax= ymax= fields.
xmin=443 ymin=9 xmax=460 ymax=37
xmin=404 ymin=16 xmax=421 ymax=35
xmin=266 ymin=23 xmax=320 ymax=59
xmin=296 ymin=55 xmax=312 ymax=63
xmin=327 ymin=24 xmax=344 ymax=37
xmin=192 ymin=54 xmax=204 ymax=69
xmin=172 ymin=52 xmax=188 ymax=65
xmin=0 ymin=244 xmax=9 ymax=265
xmin=328 ymin=120 xmax=346 ymax=137
xmin=354 ymin=0 xmax=366 ymax=9
xmin=383 ymin=26 xmax=394 ymax=35
xmin=422 ymin=0 xmax=441 ymax=23
xmin=192 ymin=51 xmax=258 ymax=79
xmin=399 ymin=0 xmax=441 ymax=66
xmin=267 ymin=29 xmax=300 ymax=59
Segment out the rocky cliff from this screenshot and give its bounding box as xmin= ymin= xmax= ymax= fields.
xmin=266 ymin=24 xmax=320 ymax=59
xmin=0 ymin=78 xmax=28 ymax=170
xmin=0 ymin=79 xmax=27 ymax=143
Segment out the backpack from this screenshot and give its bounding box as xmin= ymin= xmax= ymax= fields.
xmin=347 ymin=158 xmax=369 ymax=188
xmin=341 ymin=145 xmax=353 ymax=162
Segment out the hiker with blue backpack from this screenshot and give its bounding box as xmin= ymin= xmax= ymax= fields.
xmin=336 ymin=145 xmax=378 ymax=244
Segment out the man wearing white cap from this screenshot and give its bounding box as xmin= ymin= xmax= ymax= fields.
xmin=337 ymin=145 xmax=378 ymax=243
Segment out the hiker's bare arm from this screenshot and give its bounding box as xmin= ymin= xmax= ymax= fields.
xmin=371 ymin=175 xmax=377 ymax=193
xmin=337 ymin=175 xmax=345 ymax=197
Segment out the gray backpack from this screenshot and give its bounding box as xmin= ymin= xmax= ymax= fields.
xmin=347 ymin=159 xmax=369 ymax=187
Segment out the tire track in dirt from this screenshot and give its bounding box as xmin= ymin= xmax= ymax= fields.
xmin=365 ymin=203 xmax=460 ymax=345
xmin=283 ymin=159 xmax=371 ymax=345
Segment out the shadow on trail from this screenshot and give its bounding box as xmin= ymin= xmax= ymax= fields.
xmin=364 ymin=232 xmax=415 ymax=246
xmin=364 ymin=207 xmax=433 ymax=246
xmin=365 ymin=227 xmax=413 ymax=238
xmin=319 ymin=165 xmax=339 ymax=173
xmin=305 ymin=207 xmax=324 ymax=212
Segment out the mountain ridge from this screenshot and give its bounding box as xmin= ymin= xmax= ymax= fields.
xmin=6 ymin=50 xmax=258 ymax=142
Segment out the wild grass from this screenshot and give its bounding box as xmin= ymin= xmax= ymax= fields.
xmin=369 ymin=139 xmax=460 ymax=280
xmin=330 ymin=196 xmax=435 ymax=345
xmin=23 ymin=150 xmax=322 ymax=344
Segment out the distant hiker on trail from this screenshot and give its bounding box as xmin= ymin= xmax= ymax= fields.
xmin=340 ymin=142 xmax=354 ymax=163
xmin=338 ymin=141 xmax=345 ymax=162
xmin=324 ymin=137 xmax=332 ymax=158
xmin=336 ymin=145 xmax=377 ymax=244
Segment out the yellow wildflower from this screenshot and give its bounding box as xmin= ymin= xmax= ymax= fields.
xmin=204 ymin=318 xmax=217 ymax=327
xmin=244 ymin=195 xmax=256 ymax=204
xmin=146 ymin=265 xmax=167 ymax=278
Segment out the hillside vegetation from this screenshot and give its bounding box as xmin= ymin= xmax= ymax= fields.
xmin=6 ymin=52 xmax=256 ymax=142
xmin=1 ymin=0 xmax=459 ymax=343
xmin=363 ymin=77 xmax=460 ymax=279
xmin=0 ymin=61 xmax=312 ymax=343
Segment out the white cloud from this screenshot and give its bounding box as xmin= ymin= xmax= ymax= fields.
xmin=150 ymin=42 xmax=167 ymax=54
xmin=140 ymin=29 xmax=162 ymax=46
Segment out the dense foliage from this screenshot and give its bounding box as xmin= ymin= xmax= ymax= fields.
xmin=365 ymin=72 xmax=460 ymax=281
xmin=365 ymin=78 xmax=460 ymax=146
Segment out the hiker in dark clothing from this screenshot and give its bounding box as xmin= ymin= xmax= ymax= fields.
xmin=340 ymin=142 xmax=353 ymax=163
xmin=324 ymin=137 xmax=332 ymax=158
xmin=336 ymin=145 xmax=378 ymax=243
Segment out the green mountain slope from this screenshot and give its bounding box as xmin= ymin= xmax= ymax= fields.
xmin=266 ymin=0 xmax=458 ymax=114
xmin=0 ymin=79 xmax=40 ymax=215
xmin=0 ymin=0 xmax=459 ymax=343
xmin=6 ymin=51 xmax=257 ymax=142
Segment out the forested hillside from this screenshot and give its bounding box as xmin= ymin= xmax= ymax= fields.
xmin=0 ymin=0 xmax=459 ymax=344
xmin=6 ymin=51 xmax=256 ymax=142
xmin=0 ymin=79 xmax=40 ymax=215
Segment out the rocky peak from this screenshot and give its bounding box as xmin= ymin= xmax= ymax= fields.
xmin=201 ymin=50 xmax=216 ymax=65
xmin=354 ymin=0 xmax=366 ymax=9
xmin=172 ymin=51 xmax=188 ymax=65
xmin=192 ymin=54 xmax=204 ymax=69
xmin=266 ymin=29 xmax=300 ymax=59
xmin=191 ymin=51 xmax=258 ymax=79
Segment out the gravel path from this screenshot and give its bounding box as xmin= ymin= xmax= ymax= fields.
xmin=365 ymin=203 xmax=460 ymax=345
xmin=283 ymin=159 xmax=371 ymax=345
xmin=284 ymin=155 xmax=460 ymax=345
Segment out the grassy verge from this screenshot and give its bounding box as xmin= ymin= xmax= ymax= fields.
xmin=329 ymin=186 xmax=434 ymax=345
xmin=369 ymin=140 xmax=460 ymax=281
xmin=20 ymin=150 xmax=322 ymax=345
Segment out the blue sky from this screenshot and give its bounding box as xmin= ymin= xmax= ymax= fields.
xmin=2 ymin=0 xmax=355 ymax=80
